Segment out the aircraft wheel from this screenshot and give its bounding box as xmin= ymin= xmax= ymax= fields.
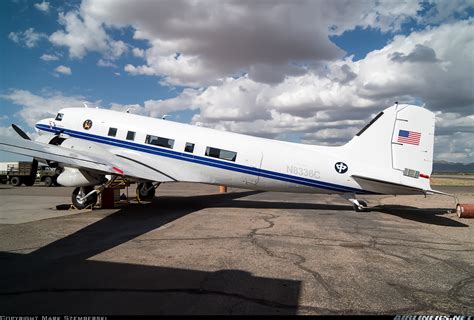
xmin=72 ymin=186 xmax=97 ymax=209
xmin=10 ymin=177 xmax=21 ymax=186
xmin=353 ymin=200 xmax=368 ymax=212
xmin=137 ymin=182 xmax=156 ymax=201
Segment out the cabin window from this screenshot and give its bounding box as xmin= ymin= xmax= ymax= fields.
xmin=145 ymin=135 xmax=174 ymax=149
xmin=184 ymin=142 xmax=195 ymax=153
xmin=55 ymin=113 xmax=63 ymax=121
xmin=126 ymin=131 xmax=136 ymax=141
xmin=108 ymin=127 xmax=117 ymax=137
xmin=205 ymin=147 xmax=237 ymax=162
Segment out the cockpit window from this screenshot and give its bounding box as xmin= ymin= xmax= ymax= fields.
xmin=55 ymin=113 xmax=64 ymax=121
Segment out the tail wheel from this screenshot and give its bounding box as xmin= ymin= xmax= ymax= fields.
xmin=10 ymin=177 xmax=21 ymax=186
xmin=353 ymin=200 xmax=369 ymax=212
xmin=136 ymin=182 xmax=156 ymax=201
xmin=72 ymin=186 xmax=97 ymax=209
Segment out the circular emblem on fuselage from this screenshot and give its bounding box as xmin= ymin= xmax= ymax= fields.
xmin=335 ymin=162 xmax=348 ymax=174
xmin=83 ymin=119 xmax=93 ymax=130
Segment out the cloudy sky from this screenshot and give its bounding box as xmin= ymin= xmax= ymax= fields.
xmin=1 ymin=0 xmax=473 ymax=162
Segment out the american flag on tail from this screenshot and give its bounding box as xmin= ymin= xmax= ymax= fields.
xmin=397 ymin=130 xmax=421 ymax=145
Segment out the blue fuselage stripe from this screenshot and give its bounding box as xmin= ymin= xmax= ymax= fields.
xmin=36 ymin=124 xmax=372 ymax=194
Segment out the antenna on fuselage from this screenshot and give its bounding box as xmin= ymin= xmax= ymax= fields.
xmin=162 ymin=114 xmax=170 ymax=120
xmin=83 ymin=102 xmax=89 ymax=108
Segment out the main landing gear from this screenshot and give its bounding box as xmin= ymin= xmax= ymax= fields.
xmin=70 ymin=175 xmax=119 ymax=209
xmin=72 ymin=186 xmax=98 ymax=209
xmin=136 ymin=182 xmax=160 ymax=201
xmin=70 ymin=179 xmax=160 ymax=209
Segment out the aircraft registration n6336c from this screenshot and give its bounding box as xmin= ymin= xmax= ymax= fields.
xmin=0 ymin=103 xmax=441 ymax=211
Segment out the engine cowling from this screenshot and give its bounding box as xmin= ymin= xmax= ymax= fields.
xmin=35 ymin=133 xmax=61 ymax=144
xmin=57 ymin=167 xmax=103 ymax=187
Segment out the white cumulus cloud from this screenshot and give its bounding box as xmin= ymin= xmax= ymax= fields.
xmin=49 ymin=0 xmax=432 ymax=86
xmin=34 ymin=1 xmax=50 ymax=13
xmin=8 ymin=28 xmax=47 ymax=48
xmin=0 ymin=90 xmax=94 ymax=126
xmin=40 ymin=53 xmax=59 ymax=61
xmin=54 ymin=65 xmax=72 ymax=75
xmin=132 ymin=47 xmax=145 ymax=58
xmin=49 ymin=10 xmax=127 ymax=60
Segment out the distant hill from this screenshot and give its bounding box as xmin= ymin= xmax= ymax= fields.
xmin=433 ymin=161 xmax=474 ymax=173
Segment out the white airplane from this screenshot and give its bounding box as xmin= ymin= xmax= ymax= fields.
xmin=0 ymin=103 xmax=439 ymax=211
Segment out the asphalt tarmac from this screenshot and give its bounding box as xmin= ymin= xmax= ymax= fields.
xmin=0 ymin=183 xmax=473 ymax=315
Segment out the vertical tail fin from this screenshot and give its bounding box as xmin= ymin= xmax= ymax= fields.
xmin=343 ymin=104 xmax=435 ymax=191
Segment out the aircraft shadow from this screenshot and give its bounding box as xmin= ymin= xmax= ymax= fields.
xmin=0 ymin=190 xmax=301 ymax=315
xmin=369 ymin=205 xmax=467 ymax=227
xmin=161 ymin=196 xmax=353 ymax=211
xmin=165 ymin=192 xmax=467 ymax=228
xmin=0 ymin=257 xmax=300 ymax=315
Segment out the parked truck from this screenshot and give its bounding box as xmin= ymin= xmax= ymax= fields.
xmin=37 ymin=165 xmax=61 ymax=186
xmin=0 ymin=161 xmax=60 ymax=186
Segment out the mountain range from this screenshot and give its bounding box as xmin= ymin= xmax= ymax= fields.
xmin=433 ymin=161 xmax=474 ymax=173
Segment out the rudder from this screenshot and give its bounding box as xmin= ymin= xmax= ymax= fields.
xmin=391 ymin=105 xmax=435 ymax=188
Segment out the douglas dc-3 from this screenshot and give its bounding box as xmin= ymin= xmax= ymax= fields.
xmin=0 ymin=103 xmax=439 ymax=211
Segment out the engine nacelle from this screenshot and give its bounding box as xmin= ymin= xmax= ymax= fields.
xmin=35 ymin=133 xmax=59 ymax=144
xmin=57 ymin=167 xmax=103 ymax=187
xmin=35 ymin=132 xmax=68 ymax=146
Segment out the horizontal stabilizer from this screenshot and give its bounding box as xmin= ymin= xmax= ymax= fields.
xmin=351 ymin=174 xmax=427 ymax=195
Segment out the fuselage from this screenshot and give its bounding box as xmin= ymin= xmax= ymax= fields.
xmin=36 ymin=108 xmax=366 ymax=193
xmin=34 ymin=107 xmax=382 ymax=195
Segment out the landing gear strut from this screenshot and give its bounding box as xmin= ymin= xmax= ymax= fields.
xmin=351 ymin=199 xmax=368 ymax=212
xmin=136 ymin=182 xmax=159 ymax=201
xmin=342 ymin=193 xmax=369 ymax=212
xmin=72 ymin=186 xmax=98 ymax=209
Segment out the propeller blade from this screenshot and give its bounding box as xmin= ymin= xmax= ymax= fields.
xmin=11 ymin=124 xmax=40 ymax=185
xmin=12 ymin=124 xmax=31 ymax=140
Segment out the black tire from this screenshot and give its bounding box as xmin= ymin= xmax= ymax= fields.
xmin=136 ymin=182 xmax=156 ymax=201
xmin=353 ymin=200 xmax=369 ymax=212
xmin=10 ymin=177 xmax=21 ymax=186
xmin=72 ymin=186 xmax=97 ymax=209
xmin=44 ymin=176 xmax=53 ymax=187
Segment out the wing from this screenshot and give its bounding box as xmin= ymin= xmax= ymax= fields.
xmin=0 ymin=136 xmax=174 ymax=182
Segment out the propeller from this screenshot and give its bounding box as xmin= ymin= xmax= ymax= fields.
xmin=12 ymin=124 xmax=31 ymax=140
xmin=11 ymin=124 xmax=38 ymax=185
